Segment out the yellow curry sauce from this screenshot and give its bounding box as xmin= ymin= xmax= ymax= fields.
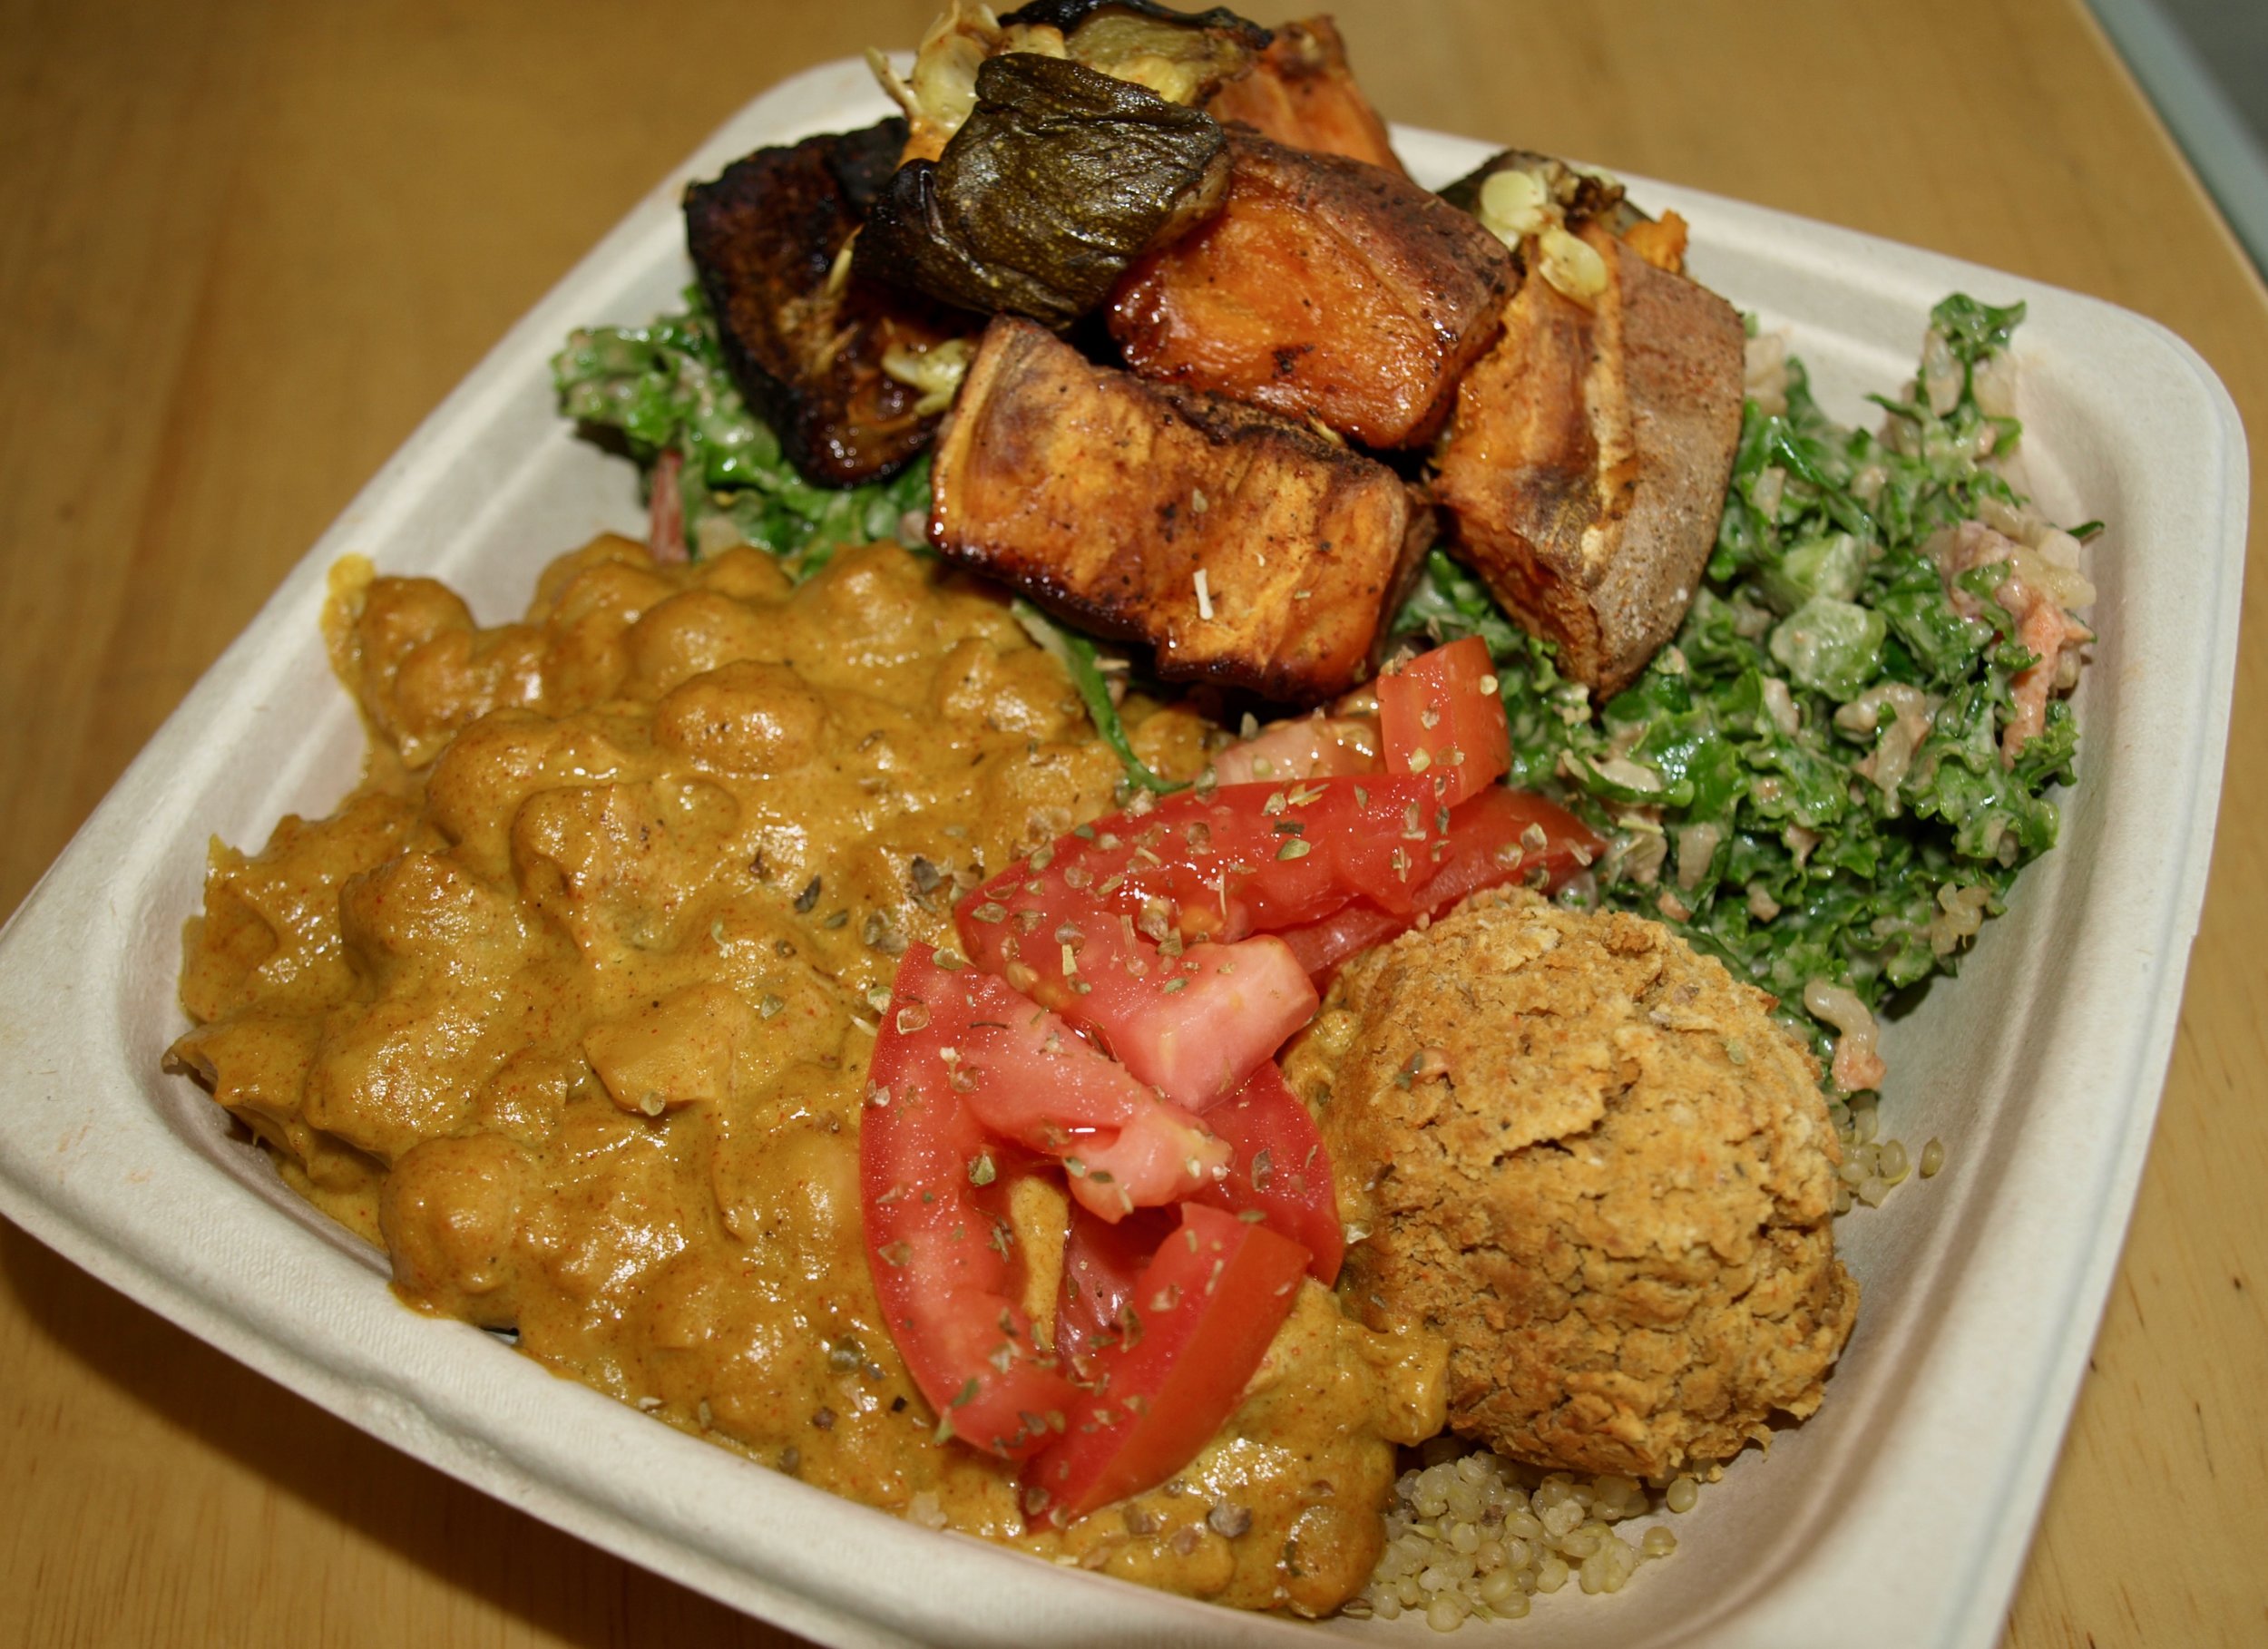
xmin=167 ymin=534 xmax=1443 ymax=1614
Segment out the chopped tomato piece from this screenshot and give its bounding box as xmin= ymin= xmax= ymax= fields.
xmin=860 ymin=947 xmax=1079 ymax=1458
xmin=957 ymin=776 xmax=1496 ymax=1105
xmin=1055 ymin=1062 xmax=1339 ymax=1372
xmin=1188 ymin=1062 xmax=1343 ymax=1284
xmin=1023 ymin=1203 xmax=1310 ymax=1524
xmin=946 ymin=984 xmax=1229 ymax=1221
xmin=1105 ymin=935 xmax=1316 ymax=1112
xmin=1208 ymin=713 xmax=1381 ymax=785
xmin=1273 ymin=785 xmax=1602 ymax=979
xmin=1053 ymin=1204 xmax=1174 ymax=1371
xmin=1378 ymin=637 xmax=1511 ymax=806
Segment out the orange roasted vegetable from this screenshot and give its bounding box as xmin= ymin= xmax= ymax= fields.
xmin=930 ymin=316 xmax=1430 ymax=703
xmin=1108 ymin=129 xmax=1514 ymax=448
xmin=1432 ymin=222 xmax=1745 ymax=696
xmin=1203 ymin=16 xmax=1404 ymax=175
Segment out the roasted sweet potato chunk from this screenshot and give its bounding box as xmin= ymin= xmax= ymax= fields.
xmin=684 ymin=119 xmax=972 ymax=486
xmin=1432 ymin=227 xmax=1745 ymax=696
xmin=1203 ymin=16 xmax=1403 ymax=174
xmin=1108 ymin=130 xmax=1513 ymax=448
xmin=932 ymin=317 xmax=1429 ymax=702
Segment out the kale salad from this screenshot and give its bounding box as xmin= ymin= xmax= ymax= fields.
xmin=553 ymin=291 xmax=2094 ymax=1090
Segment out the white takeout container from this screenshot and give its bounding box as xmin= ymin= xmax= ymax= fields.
xmin=0 ymin=56 xmax=2247 ymax=1649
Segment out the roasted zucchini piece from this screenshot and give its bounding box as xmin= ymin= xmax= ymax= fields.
xmin=1432 ymin=224 xmax=1744 ymax=696
xmin=855 ymin=53 xmax=1232 ymax=329
xmin=1203 ymin=16 xmax=1404 ymax=175
xmin=683 ymin=119 xmax=972 ymax=486
xmin=932 ymin=316 xmax=1431 ymax=702
xmin=1108 ymin=129 xmax=1514 ymax=448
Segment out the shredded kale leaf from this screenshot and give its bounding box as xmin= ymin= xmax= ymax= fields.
xmin=551 ymin=287 xmax=928 ymax=575
xmin=1396 ymin=295 xmax=2080 ymax=1069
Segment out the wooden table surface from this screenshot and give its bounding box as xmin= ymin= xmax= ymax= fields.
xmin=3 ymin=0 xmax=2263 ymax=1643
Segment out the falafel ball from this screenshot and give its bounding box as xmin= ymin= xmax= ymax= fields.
xmin=1282 ymin=887 xmax=1858 ymax=1480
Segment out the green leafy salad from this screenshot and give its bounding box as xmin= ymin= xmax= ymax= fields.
xmin=552 ymin=292 xmax=2090 ymax=1080
xmin=553 ymin=290 xmax=931 ymax=575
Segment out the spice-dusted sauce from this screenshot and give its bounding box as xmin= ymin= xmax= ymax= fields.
xmin=169 ymin=535 xmax=1442 ymax=1612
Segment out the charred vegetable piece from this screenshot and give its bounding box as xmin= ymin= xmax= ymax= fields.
xmin=854 ymin=54 xmax=1230 ymax=329
xmin=1441 ymin=148 xmax=1636 ymax=236
xmin=999 ymin=0 xmax=1267 ymax=41
xmin=1432 ymin=223 xmax=1745 ymax=697
xmin=1203 ymin=15 xmax=1403 ymax=174
xmin=683 ymin=119 xmax=973 ymax=486
xmin=1004 ymin=0 xmax=1267 ymax=103
xmin=872 ymin=0 xmax=1263 ymax=168
xmin=1108 ymin=129 xmax=1515 ymax=448
xmin=932 ymin=317 xmax=1430 ymax=703
xmin=1443 ymin=147 xmax=1689 ymax=276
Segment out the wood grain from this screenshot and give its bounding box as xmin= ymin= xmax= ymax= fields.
xmin=2 ymin=0 xmax=2263 ymax=1643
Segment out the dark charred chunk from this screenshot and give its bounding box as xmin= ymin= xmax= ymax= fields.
xmin=1438 ymin=148 xmax=1649 ymax=239
xmin=684 ymin=118 xmax=973 ymax=486
xmin=998 ymin=0 xmax=1270 ymax=49
xmin=853 ymin=54 xmax=1230 ymax=329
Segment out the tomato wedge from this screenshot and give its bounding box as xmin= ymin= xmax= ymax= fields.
xmin=1022 ymin=1203 xmax=1310 ymax=1525
xmin=860 ymin=947 xmax=1079 ymax=1458
xmin=1377 ymin=636 xmax=1511 ymax=806
xmin=1273 ymin=786 xmax=1602 ymax=979
xmin=956 ymin=776 xmax=1495 ymax=1107
xmin=1053 ymin=1203 xmax=1174 ymax=1371
xmin=1208 ymin=713 xmax=1381 ymax=785
xmin=948 ymin=986 xmax=1229 ymax=1221
xmin=1188 ymin=1062 xmax=1343 ymax=1284
xmin=1052 ymin=1059 xmax=1339 ymax=1380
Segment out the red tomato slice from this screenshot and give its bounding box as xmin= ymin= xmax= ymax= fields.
xmin=950 ymin=989 xmax=1229 ymax=1221
xmin=1023 ymin=1203 xmax=1310 ymax=1525
xmin=1378 ymin=637 xmax=1511 ymax=807
xmin=1053 ymin=1204 xmax=1174 ymax=1371
xmin=1274 ymin=786 xmax=1603 ymax=980
xmin=956 ymin=776 xmax=1488 ymax=1107
xmin=1055 ymin=1059 xmax=1339 ymax=1372
xmin=1188 ymin=1062 xmax=1343 ymax=1284
xmin=860 ymin=947 xmax=1079 ymax=1459
xmin=1208 ymin=713 xmax=1381 ymax=785
xmin=1104 ymin=936 xmax=1315 ymax=1113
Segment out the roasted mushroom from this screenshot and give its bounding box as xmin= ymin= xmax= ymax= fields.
xmin=1108 ymin=128 xmax=1515 ymax=447
xmin=683 ymin=119 xmax=973 ymax=486
xmin=931 ymin=316 xmax=1432 ymax=702
xmin=1203 ymin=16 xmax=1404 ymax=175
xmin=855 ymin=53 xmax=1233 ymax=329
